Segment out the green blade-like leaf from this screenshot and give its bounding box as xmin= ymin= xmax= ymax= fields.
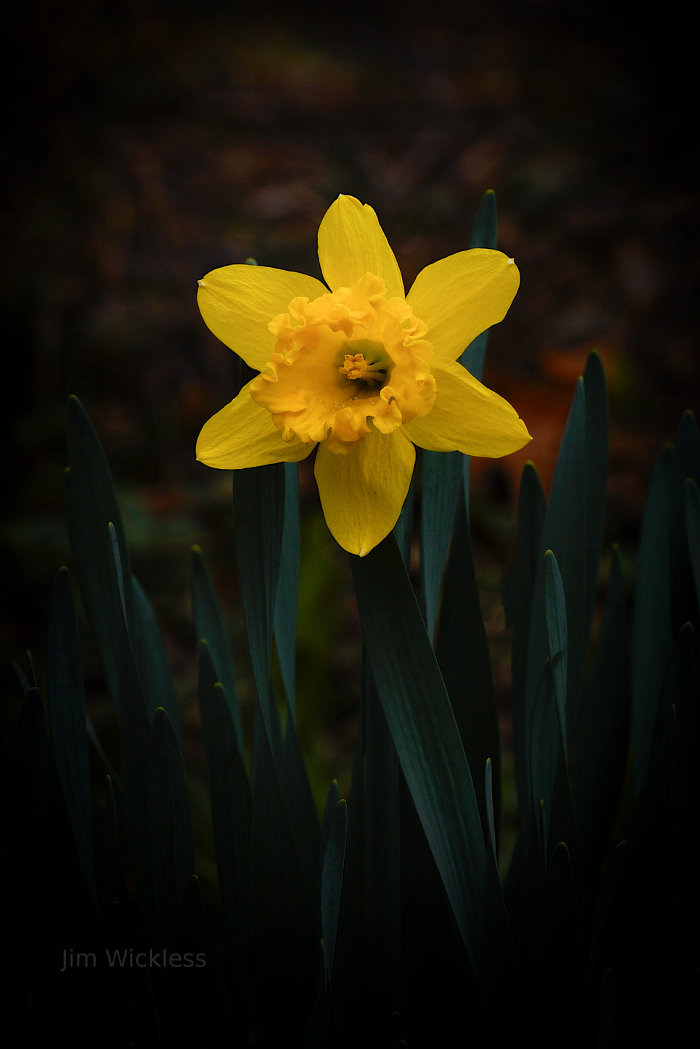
xmin=274 ymin=461 xmax=301 ymax=720
xmin=232 ymin=462 xmax=285 ymax=754
xmin=535 ymin=377 xmax=586 ymax=753
xmin=582 ymin=349 xmax=609 ymax=613
xmin=362 ymin=662 xmax=402 ymax=1017
xmin=64 ymin=398 xmax=151 ymax=889
xmin=350 ymin=533 xmax=487 ymax=976
xmin=631 ymin=444 xmax=673 ymax=796
xmin=249 ymin=709 xmax=318 ymax=1042
xmin=321 ymin=799 xmax=348 ymax=988
xmin=685 ymin=477 xmax=700 ymax=606
xmin=64 ymin=395 xmax=134 ymax=704
xmin=11 ymin=690 xmax=111 ymax=1044
xmin=640 ymin=623 xmax=695 ymax=863
xmin=544 ymin=549 xmax=568 ymax=750
xmin=572 ymin=547 xmax=631 ymax=876
xmin=191 ymin=544 xmax=243 ymax=757
xmin=158 ymin=875 xmax=233 ymax=1047
xmin=528 ymin=842 xmax=583 ymax=1042
xmin=522 ymin=367 xmax=601 ymax=826
xmin=420 ymin=448 xmax=462 ymax=639
xmin=197 ymin=641 xmax=250 ymax=1013
xmin=47 ymin=566 xmax=96 ymax=905
xmin=505 ymin=460 xmax=547 ymax=831
xmin=131 ymin=574 xmax=182 ymax=748
xmin=595 ymin=967 xmax=616 ymax=1049
xmin=479 ymin=757 xmax=521 ymax=1043
xmin=528 ymin=644 xmax=581 ymax=881
xmin=327 ymin=714 xmax=366 ymax=1041
xmin=280 ymin=712 xmax=321 ymax=912
xmin=435 ymin=489 xmax=500 ymax=841
xmin=669 ymin=410 xmax=700 ymax=634
xmin=104 ymin=522 xmax=152 ymax=892
xmin=484 ymin=758 xmax=497 ymax=862
xmin=101 ymin=774 xmax=126 ymax=909
xmin=529 ymin=660 xmax=559 ymax=855
xmin=147 ymin=707 xmax=195 ymax=947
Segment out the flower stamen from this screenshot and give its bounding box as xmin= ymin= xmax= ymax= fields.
xmin=340 ymin=340 xmax=389 ymax=388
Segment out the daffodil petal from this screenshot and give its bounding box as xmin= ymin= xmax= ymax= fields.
xmin=403 ymin=358 xmax=531 ymax=457
xmin=407 ymin=249 xmax=520 ymax=361
xmin=318 ymin=195 xmax=404 ymax=299
xmin=314 ymin=432 xmax=415 ymax=556
xmin=197 ymin=265 xmax=328 ymax=371
xmin=196 ymin=382 xmax=314 ymax=469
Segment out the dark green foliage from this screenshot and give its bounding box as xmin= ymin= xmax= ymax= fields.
xmin=6 ymin=203 xmax=698 ymax=1045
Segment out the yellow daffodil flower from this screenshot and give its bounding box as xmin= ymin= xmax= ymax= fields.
xmin=196 ymin=195 xmax=531 ymax=556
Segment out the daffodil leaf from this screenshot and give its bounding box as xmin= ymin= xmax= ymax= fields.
xmin=632 ymin=443 xmax=673 ymax=796
xmin=163 ymin=875 xmax=232 ymax=1046
xmin=147 ymin=707 xmax=194 ymax=947
xmin=521 ymin=373 xmax=587 ymax=813
xmin=191 ymin=544 xmax=244 ymax=758
xmin=435 ymin=489 xmax=500 ymax=842
xmin=686 ymin=477 xmax=700 ymax=605
xmin=420 ymin=449 xmax=463 ymax=639
xmin=274 ymin=461 xmax=301 ymax=720
xmin=249 ymin=708 xmax=318 ymax=1041
xmin=64 ymin=397 xmax=152 ymax=890
xmin=595 ymin=966 xmax=617 ymax=1048
xmin=362 ymin=662 xmax=402 ymax=1010
xmin=637 ymin=623 xmax=695 ymax=859
xmin=321 ymin=798 xmax=347 ymax=988
xmin=131 ymin=574 xmax=182 ymax=749
xmin=572 ymin=546 xmax=631 ymax=877
xmin=484 ymin=758 xmax=497 ymax=861
xmin=529 ymin=660 xmax=559 ymax=854
xmin=479 ymin=757 xmax=521 ymax=1041
xmin=350 ymin=533 xmax=487 ymax=975
xmin=327 ymin=701 xmax=367 ymax=1041
xmin=582 ymin=351 xmax=609 ymax=652
xmin=504 ymin=460 xmax=546 ymax=838
xmin=669 ymin=411 xmax=700 ymax=635
xmin=399 ymin=771 xmax=475 ymax=1044
xmin=528 ymin=843 xmax=583 ymax=1037
xmin=280 ymin=712 xmax=321 ymax=910
xmin=469 ymin=188 xmax=498 ymax=252
xmin=197 ymin=643 xmax=250 ymax=1011
xmin=588 ymin=839 xmax=631 ymax=998
xmin=528 ymin=647 xmax=580 ymax=875
xmin=47 ymin=566 xmax=97 ymax=907
xmin=12 ymin=689 xmax=107 ymax=1041
xmin=544 ymin=549 xmax=568 ymax=750
xmin=103 ymin=522 xmax=152 ymax=892
xmin=101 ymin=774 xmax=126 ymax=909
xmin=232 ymin=461 xmax=285 ymax=755
xmin=535 ymin=354 xmax=608 ymax=762
xmin=64 ymin=395 xmax=134 ymax=707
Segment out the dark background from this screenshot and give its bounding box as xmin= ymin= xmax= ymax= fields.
xmin=3 ymin=1 xmax=698 ymax=796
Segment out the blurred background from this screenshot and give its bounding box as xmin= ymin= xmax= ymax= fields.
xmin=3 ymin=0 xmax=698 ymax=810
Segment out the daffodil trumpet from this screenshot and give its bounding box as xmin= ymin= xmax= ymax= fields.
xmin=196 ymin=195 xmax=531 ymax=555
